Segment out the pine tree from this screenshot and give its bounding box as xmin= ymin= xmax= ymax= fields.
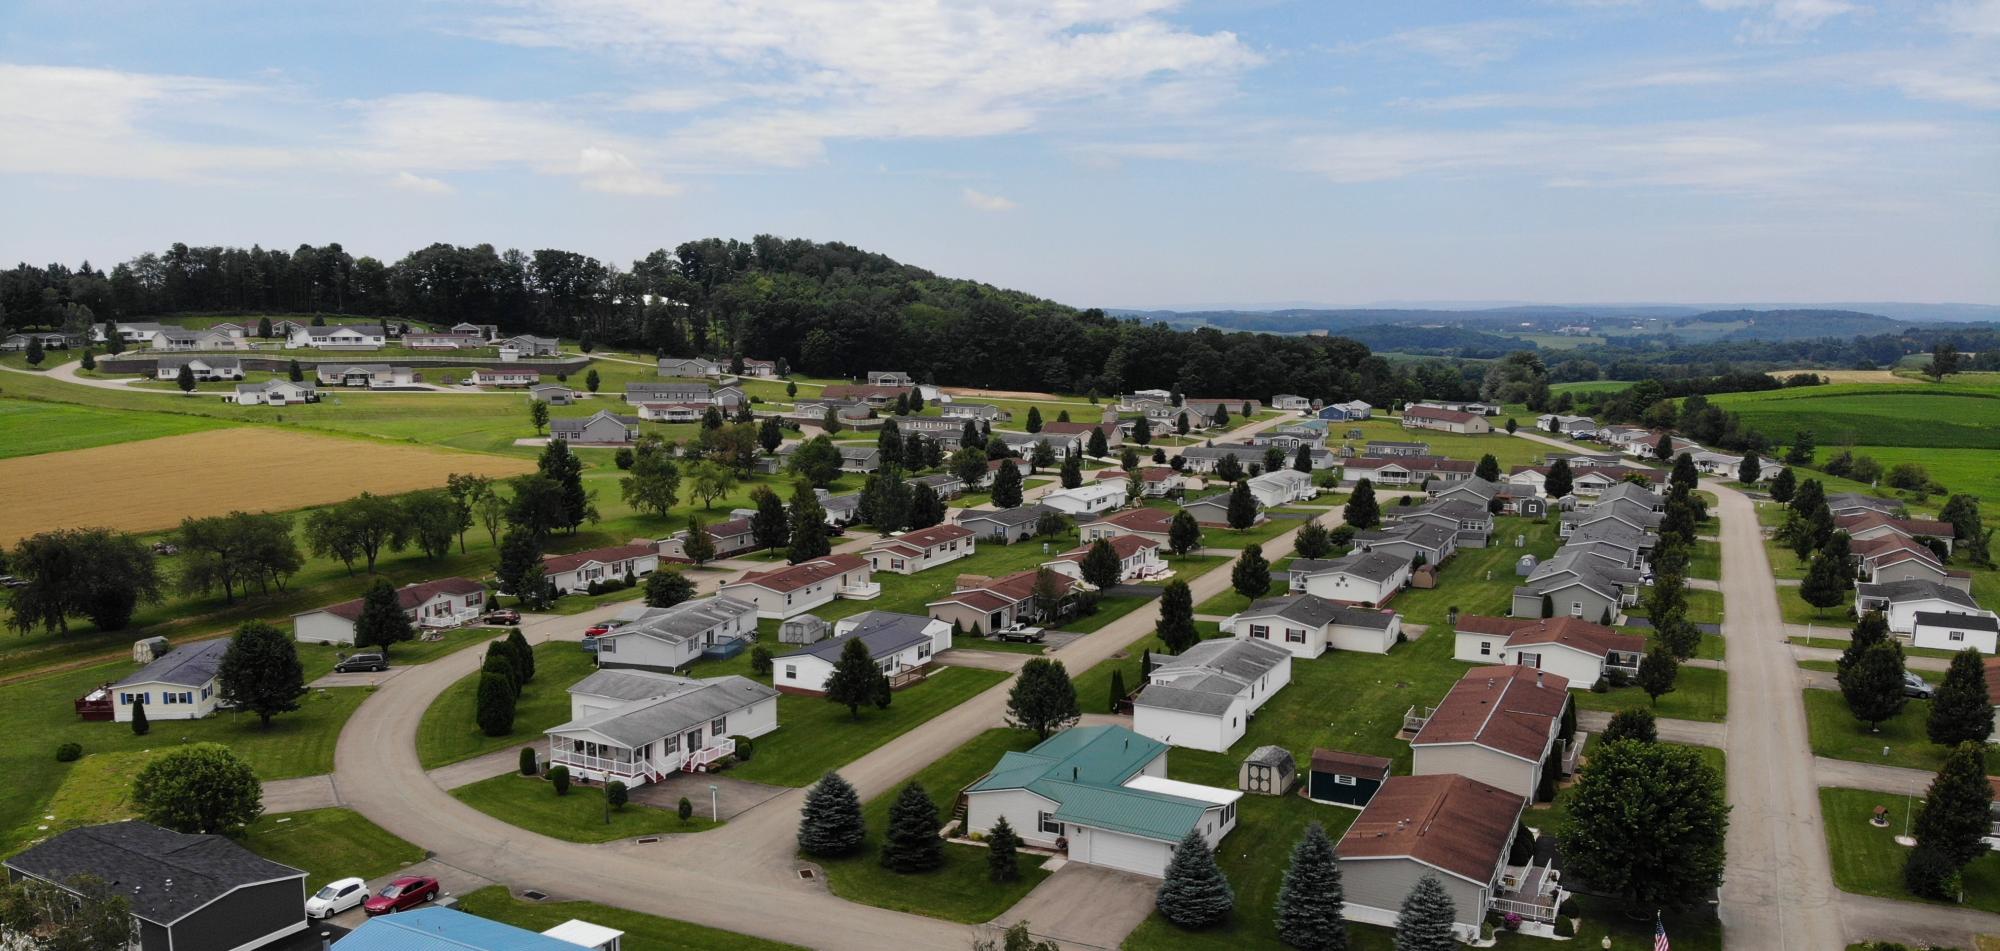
xmin=1087 ymin=428 xmax=1109 ymax=459
xmin=1226 ymin=479 xmax=1259 ymax=530
xmin=1909 ymin=742 xmax=1993 ymax=874
xmin=130 ymin=695 xmax=149 ymax=735
xmin=1344 ymin=479 xmax=1380 ymax=529
xmin=1275 ymin=822 xmax=1347 ymax=951
xmin=80 ymin=349 xmax=95 ymax=370
xmin=825 ymin=636 xmax=892 ymax=719
xmin=506 ymin=627 xmax=535 ymax=683
xmin=1839 ymin=611 xmax=1892 ymax=674
xmin=987 ymin=816 xmax=1022 ymax=883
xmin=476 ymin=670 xmax=516 ymax=736
xmin=787 ymin=482 xmax=832 ymax=564
xmin=1798 ymin=546 xmax=1850 ymax=615
xmin=1790 ymin=476 xmax=1826 ymax=517
xmin=1060 ymin=454 xmax=1083 ymax=489
xmin=1168 ymin=510 xmax=1203 ymax=557
xmin=880 ymin=781 xmax=945 ymax=873
xmin=1737 ymin=453 xmax=1761 ymax=485
xmin=1156 ymin=829 xmax=1234 ymax=929
xmin=1293 ymin=445 xmax=1314 ymax=474
xmin=1543 ymin=458 xmax=1574 ymax=500
xmin=1232 ymin=544 xmax=1271 ymax=599
xmin=1769 ymin=466 xmax=1796 ymax=503
xmin=353 ymin=579 xmax=415 ymax=655
xmin=1927 ymin=649 xmax=1995 ymax=746
xmin=1294 ymin=521 xmax=1332 ymax=560
xmin=1026 ymin=406 xmax=1043 ymax=433
xmin=1133 ymin=415 xmax=1153 ymax=445
xmin=1391 ymin=875 xmax=1456 ymax=951
xmin=1157 ymin=580 xmax=1199 ymax=654
xmin=1109 ymin=668 xmax=1127 ymax=712
xmin=797 ymin=771 xmax=866 ymax=857
xmin=751 ymin=487 xmax=789 ymax=553
xmin=1839 ymin=639 xmax=1908 ymax=731
xmin=992 ymin=460 xmax=1024 ymax=509
xmin=1474 ymin=454 xmax=1500 ymax=483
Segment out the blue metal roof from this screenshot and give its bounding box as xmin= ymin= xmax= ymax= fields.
xmin=332 ymin=908 xmax=581 ymax=951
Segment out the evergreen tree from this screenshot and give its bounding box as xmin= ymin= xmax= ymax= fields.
xmin=1391 ymin=875 xmax=1456 ymax=951
xmin=1006 ymin=658 xmax=1081 ymax=739
xmin=797 ymin=771 xmax=866 ymax=857
xmin=287 ymin=358 xmax=303 ymax=382
xmin=1168 ymin=510 xmax=1203 ymax=557
xmin=991 ymin=460 xmax=1024 ymax=509
xmin=908 ymin=482 xmax=947 ymax=530
xmin=130 ymin=694 xmax=149 ymax=735
xmin=175 ymin=362 xmax=195 ymax=394
xmin=1232 ymin=544 xmax=1271 ymax=599
xmin=880 ymin=782 xmax=945 ymax=873
xmin=506 ymin=626 xmax=534 ymax=683
xmin=1156 ymin=829 xmax=1234 ymax=929
xmin=1087 ymin=428 xmax=1109 ymax=459
xmin=1274 ymin=822 xmax=1347 ymax=951
xmin=1600 ymin=707 xmax=1658 ymax=745
xmin=1060 ymin=453 xmax=1083 ymax=489
xmin=1798 ymin=546 xmax=1850 ymax=614
xmin=1839 ymin=639 xmax=1908 ymax=731
xmin=1737 ymin=453 xmax=1761 ymax=485
xmin=1474 ymin=453 xmax=1500 ymax=483
xmin=1216 ymin=453 xmax=1244 ymax=483
xmin=1769 ymin=466 xmax=1796 ymax=503
xmin=1294 ymin=521 xmax=1333 ymax=560
xmin=217 ymin=622 xmax=305 ymax=728
xmin=1132 ymin=415 xmax=1153 ymax=445
xmin=1343 ymin=479 xmax=1380 ymax=529
xmin=1157 ymin=580 xmax=1199 ymax=654
xmin=1670 ymin=452 xmax=1699 ymax=494
xmin=1636 ymin=646 xmax=1679 ymax=705
xmin=759 ymin=416 xmax=784 ymax=454
xmin=1558 ymin=740 xmax=1728 ymax=909
xmin=1839 ymin=611 xmax=1892 ymax=674
xmin=1026 ymin=406 xmax=1043 ymax=433
xmin=1790 ymin=476 xmax=1826 ymax=517
xmin=537 ymin=439 xmax=590 ymax=532
xmin=80 ymin=349 xmax=95 ymax=370
xmin=1079 ymin=539 xmax=1124 ymax=590
xmin=1544 ymin=459 xmax=1574 ymax=500
xmin=824 ymin=636 xmax=892 ymax=718
xmin=987 ymin=816 xmax=1022 ymax=883
xmin=1908 ymin=742 xmax=1993 ymax=883
xmin=1927 ymin=649 xmax=1995 ymax=746
xmin=476 ymin=670 xmax=516 ymax=736
xmin=353 ymin=579 xmax=415 ymax=655
xmin=1293 ymin=444 xmax=1314 ymax=474
xmin=751 ymin=487 xmax=789 ymax=553
xmin=1226 ymin=479 xmax=1260 ymax=530
xmin=1109 ymin=668 xmax=1128 ymax=712
xmin=787 ymin=482 xmax=832 ymax=564
xmin=682 ymin=516 xmax=717 ymax=564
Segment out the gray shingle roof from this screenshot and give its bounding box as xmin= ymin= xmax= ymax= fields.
xmin=569 ymin=668 xmax=700 ymax=704
xmin=603 ymin=595 xmax=754 ymax=645
xmin=549 ymin=675 xmax=776 ymax=748
xmin=1857 ymin=580 xmax=1980 ymax=610
xmin=1132 ymin=683 xmax=1238 ymax=715
xmin=1240 ymin=595 xmax=1397 ymax=630
xmin=1291 ymin=550 xmax=1407 ymax=583
xmin=780 ymin=611 xmax=935 ymax=662
xmin=1913 ymin=611 xmax=1999 ymax=632
xmin=3 ymin=821 xmax=303 ymax=925
xmin=957 ymin=504 xmax=1055 ymax=528
xmin=1153 ymin=637 xmax=1290 ymax=683
xmin=112 ymin=639 xmax=228 ymax=688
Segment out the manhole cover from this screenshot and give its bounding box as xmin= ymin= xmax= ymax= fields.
xmin=797 ymin=869 xmax=815 ymax=880
xmin=521 ymin=890 xmax=549 ymax=902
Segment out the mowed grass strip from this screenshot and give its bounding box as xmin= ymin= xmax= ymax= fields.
xmin=0 ymin=427 xmax=533 ymax=544
xmin=456 ymin=885 xmax=807 ymax=951
xmin=451 ymin=773 xmax=722 ymax=843
xmin=1821 ymin=787 xmax=2000 ymax=914
xmin=240 ymin=808 xmax=428 ymax=891
xmin=0 ymin=398 xmax=236 ymax=459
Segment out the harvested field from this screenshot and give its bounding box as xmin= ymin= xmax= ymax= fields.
xmin=0 ymin=428 xmax=533 ymax=543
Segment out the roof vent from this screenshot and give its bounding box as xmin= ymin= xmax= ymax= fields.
xmin=1073 ymin=766 xmax=1080 ymax=780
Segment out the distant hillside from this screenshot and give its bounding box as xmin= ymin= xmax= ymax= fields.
xmin=1684 ymin=309 xmax=1902 ymax=342
xmin=1108 ymin=304 xmax=1912 ymax=344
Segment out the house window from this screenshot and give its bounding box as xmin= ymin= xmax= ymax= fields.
xmin=1479 ymin=641 xmax=1492 ymax=656
xmin=711 ymin=716 xmax=728 ymax=734
xmin=599 ymin=639 xmax=616 ymax=654
xmin=1285 ymin=628 xmax=1307 ymax=644
xmin=1570 ymin=602 xmax=1584 ymax=617
xmin=664 ymin=734 xmax=680 ymax=753
xmin=1039 ymin=812 xmax=1061 ymax=835
xmin=918 ymin=644 xmax=932 ymax=660
xmin=1949 ymin=630 xmax=1965 ymax=642
xmin=1222 ymin=802 xmax=1235 ymax=824
xmin=1334 ymin=774 xmax=1358 ymax=787
xmin=1249 ymin=624 xmax=1270 ymax=640
xmin=784 ymin=665 xmax=796 ymax=679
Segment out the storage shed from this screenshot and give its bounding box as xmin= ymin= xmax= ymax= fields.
xmin=1308 ymin=748 xmax=1392 ymax=808
xmin=132 ymin=636 xmax=170 ymax=664
xmin=780 ymin=614 xmax=830 ymax=645
xmin=1240 ymin=746 xmax=1297 ymax=796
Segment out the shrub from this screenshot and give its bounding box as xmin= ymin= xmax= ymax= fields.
xmin=678 ymin=797 xmax=694 ymax=823
xmin=1555 ymin=917 xmax=1576 ymax=938
xmin=586 ymin=580 xmax=606 ymax=596
xmin=607 ymin=781 xmax=628 ymax=811
xmin=55 ymin=742 xmax=82 ymax=763
xmin=751 ymin=646 xmax=774 ymax=677
xmin=519 ymin=747 xmax=539 ymax=775
xmin=731 ymin=735 xmax=755 ymax=762
xmin=549 ymin=765 xmax=571 ymax=796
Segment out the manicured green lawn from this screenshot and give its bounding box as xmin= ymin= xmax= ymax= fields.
xmin=729 ymin=667 xmax=1010 ymax=787
xmin=1571 ymin=666 xmax=1728 ymax=723
xmin=815 ymin=727 xmax=1053 ymax=923
xmin=1802 ymin=690 xmax=1948 ymax=772
xmin=1821 ymin=787 xmax=2000 ymax=914
xmin=1781 ymin=586 xmax=1854 ymax=625
xmin=1193 ymin=516 xmax=1300 ymax=550
xmin=810 ymin=538 xmax=1079 ymax=624
xmin=296 ymin=623 xmax=506 ymax=680
xmin=1195 ymin=557 xmax=1296 ymax=617
xmin=240 ymin=808 xmax=428 ymax=890
xmin=1155 ymin=553 xmax=1232 ymax=583
xmin=1787 ymin=635 xmax=1965 ymax=661
xmin=455 ymin=885 xmax=809 ymax=951
xmin=417 ymin=643 xmax=599 ymax=769
xmin=0 ymin=396 xmax=235 ymax=459
xmin=452 ymin=773 xmax=721 ymax=843
xmin=1690 ymin=539 xmax=1722 ymax=580
xmin=1060 ymin=593 xmax=1155 ymax=634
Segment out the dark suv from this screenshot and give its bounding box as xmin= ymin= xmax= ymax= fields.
xmin=334 ymin=653 xmax=388 ymax=673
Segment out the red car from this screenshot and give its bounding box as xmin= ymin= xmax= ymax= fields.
xmin=584 ymin=621 xmax=615 ymax=637
xmin=362 ymin=876 xmax=439 ymax=915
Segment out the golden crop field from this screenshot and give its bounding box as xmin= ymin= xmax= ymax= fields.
xmin=0 ymin=428 xmax=534 ymax=543
xmin=1766 ymin=369 xmax=1904 ymax=384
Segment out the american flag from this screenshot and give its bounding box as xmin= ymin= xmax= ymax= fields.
xmin=1654 ymin=912 xmax=1671 ymax=951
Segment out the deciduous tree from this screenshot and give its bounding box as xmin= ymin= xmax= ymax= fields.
xmin=1157 ymin=580 xmax=1199 ymax=654
xmin=1558 ymin=740 xmax=1727 ymax=909
xmin=353 ymin=578 xmax=415 ymax=655
xmin=133 ymin=743 xmax=263 ymax=834
xmin=1839 ymin=639 xmax=1908 ymax=731
xmin=217 ymin=622 xmax=304 ymax=728
xmin=1007 ymin=658 xmax=1080 ymax=739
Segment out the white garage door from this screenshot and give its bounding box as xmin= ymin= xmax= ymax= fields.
xmin=1084 ymin=829 xmax=1170 ymax=878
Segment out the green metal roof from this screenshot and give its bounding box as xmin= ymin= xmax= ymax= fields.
xmin=1043 ymin=781 xmax=1208 ymax=843
xmin=965 ymin=726 xmax=1206 ymax=843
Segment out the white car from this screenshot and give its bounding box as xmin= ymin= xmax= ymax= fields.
xmin=306 ymin=877 xmax=368 ymax=918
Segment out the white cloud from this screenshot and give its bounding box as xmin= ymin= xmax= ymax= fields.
xmin=1344 ymin=20 xmax=1549 ymax=68
xmin=1699 ymin=0 xmax=1859 ymax=40
xmin=391 ymin=171 xmax=454 ymax=194
xmin=1939 ymin=0 xmax=2000 ymax=36
xmin=0 ymin=64 xmax=296 ymax=179
xmin=961 ymin=187 xmax=1018 ymax=211
xmin=576 ymin=147 xmax=682 ymax=196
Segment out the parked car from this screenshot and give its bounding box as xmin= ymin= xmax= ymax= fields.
xmin=1902 ymin=672 xmax=1935 ymax=699
xmin=362 ymin=876 xmax=439 ymax=915
xmin=306 ymin=877 xmax=368 ymax=918
xmin=584 ymin=621 xmax=616 ymax=637
xmin=484 ymin=608 xmax=520 ymax=624
xmin=333 ymin=653 xmax=388 ymax=673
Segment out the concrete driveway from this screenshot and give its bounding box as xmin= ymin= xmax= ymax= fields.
xmin=995 ymin=862 xmax=1160 ymax=949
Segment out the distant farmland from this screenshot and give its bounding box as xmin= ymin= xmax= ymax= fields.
xmin=0 ymin=398 xmax=235 ymax=459
xmin=0 ymin=428 xmax=534 ymax=543
xmin=1710 ymin=383 xmax=2000 ymax=450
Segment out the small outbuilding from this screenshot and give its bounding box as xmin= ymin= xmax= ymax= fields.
xmin=132 ymin=636 xmax=170 ymax=664
xmin=1240 ymin=745 xmax=1298 ymax=796
xmin=1308 ymin=748 xmax=1392 ymax=808
xmin=780 ymin=614 xmax=830 ymax=645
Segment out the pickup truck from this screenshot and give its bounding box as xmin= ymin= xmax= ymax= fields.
xmin=996 ymin=626 xmax=1045 ymax=643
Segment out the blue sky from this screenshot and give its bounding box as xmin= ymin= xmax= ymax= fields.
xmin=1 ymin=0 xmax=1995 ymax=308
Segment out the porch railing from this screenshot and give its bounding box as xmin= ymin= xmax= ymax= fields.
xmin=1401 ymin=705 xmax=1436 ymax=736
xmin=684 ymin=737 xmax=735 ymax=772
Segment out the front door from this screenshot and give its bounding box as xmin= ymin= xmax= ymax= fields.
xmin=684 ymin=728 xmax=704 ymax=753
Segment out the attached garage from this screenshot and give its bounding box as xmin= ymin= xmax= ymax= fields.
xmin=1069 ymin=827 xmax=1174 ymax=877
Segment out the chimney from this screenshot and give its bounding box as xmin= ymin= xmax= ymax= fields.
xmin=1536 ymin=672 xmax=1544 ymax=688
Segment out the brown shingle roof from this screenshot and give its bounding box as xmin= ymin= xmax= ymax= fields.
xmin=1412 ymin=665 xmax=1569 ymax=762
xmin=1405 ymin=405 xmax=1479 ymax=424
xmin=1059 ymin=535 xmax=1159 ymax=562
xmin=1337 ymin=773 xmax=1524 ymax=884
xmin=728 ymin=553 xmax=867 ymax=593
xmin=541 ymin=543 xmax=657 ymax=575
xmin=1089 ymin=507 xmax=1175 ymax=534
xmin=1310 ymin=748 xmax=1392 ymax=776
xmin=316 ymin=577 xmax=484 ymax=621
xmin=1453 ymin=615 xmax=1644 ymax=658
xmin=869 ymin=523 xmax=974 ymax=553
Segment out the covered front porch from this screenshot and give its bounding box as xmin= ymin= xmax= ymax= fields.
xmin=546 ymin=732 xmax=737 ymax=788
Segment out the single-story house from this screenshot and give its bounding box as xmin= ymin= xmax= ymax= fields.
xmin=155 ymin=354 xmax=243 ymax=381
xmin=657 ymin=357 xmax=722 ymax=377
xmin=1045 ymin=534 xmax=1164 ymax=585
xmin=1080 ymin=506 xmax=1178 ymax=547
xmin=1839 ymin=513 xmax=1956 ymax=553
xmin=999 ymin=429 xmax=1084 ymax=458
xmin=592 ymin=595 xmax=758 ymax=671
xmin=292 ymin=577 xmax=485 ymax=645
xmin=1363 ymin=441 xmax=1431 ymax=458
xmin=1042 ymin=420 xmax=1125 ymax=452
xmin=659 ymin=516 xmax=759 ymax=561
xmin=1401 ymin=405 xmax=1492 ymax=434
xmin=0 ymin=330 xmax=72 ymax=351
xmin=316 ymin=363 xmax=414 ymax=388
xmin=334 ymin=907 xmax=624 ymax=951
xmin=545 ymin=668 xmax=777 ymax=785
xmin=1853 ymin=537 xmax=1964 ymax=590
xmin=530 ymin=383 xmax=577 ymax=404
xmin=1247 ymin=469 xmax=1315 ymax=507
xmin=289 ymin=324 xmax=387 ymax=350
xmin=1307 ymin=748 xmax=1393 ymax=808
xmin=1854 ymin=580 xmax=1994 ymax=635
xmin=1288 ymin=551 xmax=1412 ymax=608
xmin=1182 ymin=492 xmax=1263 ymax=527
xmin=1339 ymin=455 xmax=1477 ymax=487
xmin=927 ymin=568 xmax=1083 ymax=634
xmin=941 ymin=401 xmax=1005 ymax=420
xmin=1133 ymin=637 xmax=1293 ymax=753
xmin=1355 ymin=522 xmax=1460 ymax=569
xmin=1452 ymin=615 xmax=1644 ymax=687
xmin=106 ymin=639 xmax=230 ymax=723
xmin=963 ymin=725 xmax=1240 ymax=878
xmin=150 ymin=327 xmax=243 ymax=351
xmin=1041 ymin=482 xmax=1128 ymax=517
xmin=1224 ymin=594 xmax=1402 ymax=656
xmin=636 ymin=402 xmax=708 ymax=423
xmin=627 ymin=382 xmax=714 ymax=405
xmin=1410 ymin=665 xmax=1572 ymax=801
xmin=1336 ymin=774 xmax=1532 ymax=941
xmin=1911 ymin=611 xmax=1999 ymax=654
xmin=1318 ymin=400 xmax=1373 ymax=421
xmin=404 ymin=331 xmax=486 ymax=349
xmin=543 ymin=542 xmax=659 ymax=593
xmin=773 ymin=611 xmax=951 ymax=695
xmin=956 ymin=504 xmax=1059 ymax=544
xmin=1828 ymin=493 xmax=1904 ymax=519
xmin=868 ymin=370 xmax=915 ymax=386
xmin=718 ymin=553 xmax=877 ymax=619
xmin=821 ymin=383 xmax=916 ymax=407
xmin=230 ymin=379 xmax=318 ymax=405
xmin=1271 ymin=393 xmax=1314 ymax=412
xmin=910 ymin=472 xmax=967 ymax=500
xmin=550 ymin=410 xmax=641 ymax=446
xmin=4 ymin=821 xmax=308 ymax=951
xmin=866 ymin=523 xmax=977 ymax=575
xmin=1536 ymin=414 xmax=1598 ymax=435
xmin=498 ymin=334 xmax=561 ymax=357
xmin=1177 ymin=445 xmax=1256 ymax=475
xmin=469 ymin=366 xmax=542 ymax=387
xmin=1510 ymin=559 xmax=1636 ymax=624
xmin=448 ymin=322 xmax=500 ymax=339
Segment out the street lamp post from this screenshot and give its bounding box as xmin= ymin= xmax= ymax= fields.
xmin=710 ymin=783 xmax=720 ymax=822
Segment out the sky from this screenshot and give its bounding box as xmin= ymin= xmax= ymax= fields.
xmin=1 ymin=0 xmax=1996 ymax=309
